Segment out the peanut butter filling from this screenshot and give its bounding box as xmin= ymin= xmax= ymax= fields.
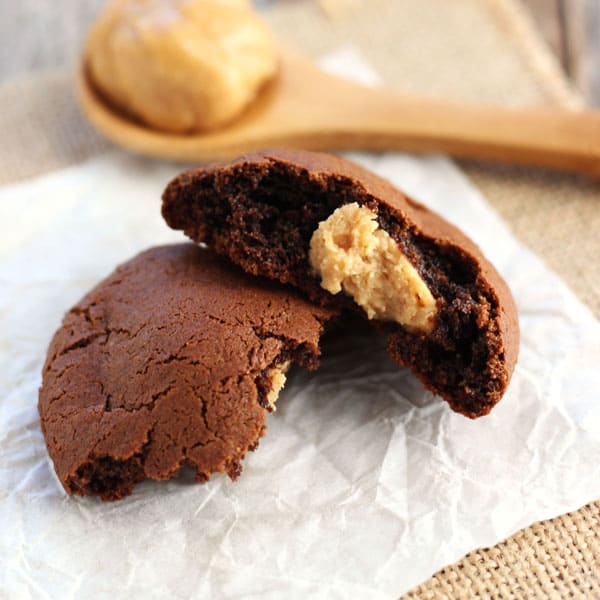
xmin=309 ymin=203 xmax=437 ymax=333
xmin=265 ymin=361 xmax=290 ymax=410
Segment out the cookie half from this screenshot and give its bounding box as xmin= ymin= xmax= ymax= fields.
xmin=38 ymin=244 xmax=337 ymax=500
xmin=162 ymin=149 xmax=519 ymax=418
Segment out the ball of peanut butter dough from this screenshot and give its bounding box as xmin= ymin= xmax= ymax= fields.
xmin=86 ymin=0 xmax=278 ymax=132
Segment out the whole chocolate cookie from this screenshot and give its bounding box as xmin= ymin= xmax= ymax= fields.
xmin=162 ymin=149 xmax=519 ymax=418
xmin=38 ymin=244 xmax=337 ymax=500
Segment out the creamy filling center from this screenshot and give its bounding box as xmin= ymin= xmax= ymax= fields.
xmin=309 ymin=203 xmax=437 ymax=333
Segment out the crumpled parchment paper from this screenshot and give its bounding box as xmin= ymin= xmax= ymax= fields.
xmin=1 ymin=51 xmax=600 ymax=599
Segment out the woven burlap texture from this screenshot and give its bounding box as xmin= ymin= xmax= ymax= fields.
xmin=1 ymin=0 xmax=598 ymax=597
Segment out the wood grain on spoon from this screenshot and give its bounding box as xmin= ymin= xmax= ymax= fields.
xmin=78 ymin=48 xmax=600 ymax=175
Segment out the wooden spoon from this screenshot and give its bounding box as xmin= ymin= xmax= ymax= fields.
xmin=78 ymin=48 xmax=600 ymax=175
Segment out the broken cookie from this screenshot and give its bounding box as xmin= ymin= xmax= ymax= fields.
xmin=38 ymin=244 xmax=336 ymax=500
xmin=162 ymin=149 xmax=519 ymax=418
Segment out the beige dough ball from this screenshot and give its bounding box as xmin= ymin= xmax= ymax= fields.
xmin=85 ymin=0 xmax=278 ymax=133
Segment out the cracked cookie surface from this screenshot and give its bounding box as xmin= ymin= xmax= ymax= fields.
xmin=38 ymin=243 xmax=337 ymax=501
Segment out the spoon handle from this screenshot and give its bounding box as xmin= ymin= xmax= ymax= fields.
xmin=334 ymin=91 xmax=600 ymax=176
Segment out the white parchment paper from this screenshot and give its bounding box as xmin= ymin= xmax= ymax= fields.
xmin=2 ymin=53 xmax=600 ymax=599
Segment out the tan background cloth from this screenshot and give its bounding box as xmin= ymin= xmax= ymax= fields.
xmin=1 ymin=0 xmax=599 ymax=596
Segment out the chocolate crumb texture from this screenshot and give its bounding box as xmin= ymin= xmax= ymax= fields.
xmin=162 ymin=149 xmax=519 ymax=418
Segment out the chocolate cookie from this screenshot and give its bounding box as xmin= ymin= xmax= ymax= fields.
xmin=162 ymin=149 xmax=519 ymax=418
xmin=38 ymin=244 xmax=337 ymax=500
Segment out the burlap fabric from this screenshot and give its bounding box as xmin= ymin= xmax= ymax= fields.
xmin=1 ymin=0 xmax=598 ymax=596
